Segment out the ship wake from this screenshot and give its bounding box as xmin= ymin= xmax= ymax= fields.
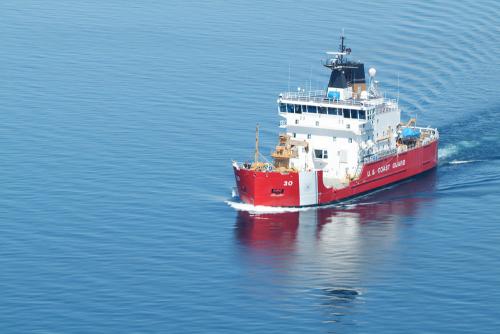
xmin=226 ymin=191 xmax=383 ymax=214
xmin=225 ymin=200 xmax=311 ymax=213
xmin=438 ymin=140 xmax=480 ymax=164
xmin=448 ymin=159 xmax=482 ymax=165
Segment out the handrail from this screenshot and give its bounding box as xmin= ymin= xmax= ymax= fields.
xmin=281 ymin=96 xmax=364 ymax=106
xmin=279 ymin=90 xmax=398 ymax=108
xmin=362 ymin=136 xmax=438 ymax=165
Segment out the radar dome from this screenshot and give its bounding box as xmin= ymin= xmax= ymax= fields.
xmin=368 ymin=67 xmax=377 ymax=77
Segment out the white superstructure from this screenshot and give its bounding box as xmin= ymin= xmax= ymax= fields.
xmin=273 ymin=35 xmax=405 ymax=184
xmin=277 ymin=91 xmax=400 ymax=181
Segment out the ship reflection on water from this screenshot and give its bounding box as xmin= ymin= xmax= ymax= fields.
xmin=234 ymin=170 xmax=437 ymax=325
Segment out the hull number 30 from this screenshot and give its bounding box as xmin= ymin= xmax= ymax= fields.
xmin=284 ymin=180 xmax=294 ymax=186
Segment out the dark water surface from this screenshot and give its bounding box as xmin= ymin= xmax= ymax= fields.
xmin=1 ymin=0 xmax=500 ymax=333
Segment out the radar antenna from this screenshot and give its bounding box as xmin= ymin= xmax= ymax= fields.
xmin=368 ymin=67 xmax=380 ymax=98
xmin=324 ymin=33 xmax=353 ymax=70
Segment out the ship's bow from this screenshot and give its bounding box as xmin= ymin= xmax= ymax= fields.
xmin=233 ymin=166 xmax=301 ymax=207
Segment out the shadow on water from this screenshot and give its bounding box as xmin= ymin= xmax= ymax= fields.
xmin=234 ymin=170 xmax=437 ymax=325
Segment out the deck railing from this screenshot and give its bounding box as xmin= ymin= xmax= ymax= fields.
xmin=279 ymin=90 xmax=399 ymax=108
xmin=361 ymin=126 xmax=439 ymax=164
xmin=279 ymin=90 xmax=364 ymax=106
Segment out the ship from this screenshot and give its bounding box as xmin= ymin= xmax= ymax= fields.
xmin=232 ymin=35 xmax=439 ymax=207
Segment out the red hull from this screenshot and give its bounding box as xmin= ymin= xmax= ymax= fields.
xmin=234 ymin=140 xmax=438 ymax=207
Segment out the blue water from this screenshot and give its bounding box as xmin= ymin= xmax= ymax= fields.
xmin=1 ymin=0 xmax=500 ymax=333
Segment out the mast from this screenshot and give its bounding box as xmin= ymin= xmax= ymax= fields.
xmin=254 ymin=123 xmax=259 ymax=163
xmin=339 ymin=34 xmax=346 ymax=63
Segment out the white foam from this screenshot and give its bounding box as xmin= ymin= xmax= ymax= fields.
xmin=438 ymin=144 xmax=459 ymax=160
xmin=439 ymin=141 xmax=479 ymax=162
xmin=448 ymin=159 xmax=480 ymax=165
xmin=457 ymin=140 xmax=480 ymax=148
xmin=225 ymin=196 xmax=382 ymax=214
xmin=225 ymin=200 xmax=307 ymax=213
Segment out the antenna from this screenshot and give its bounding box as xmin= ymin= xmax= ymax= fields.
xmin=288 ymin=63 xmax=291 ymax=92
xmin=309 ymin=65 xmax=312 ymax=92
xmin=368 ymin=67 xmax=379 ymax=98
xmin=339 ymin=31 xmax=346 ymax=63
xmin=254 ymin=123 xmax=260 ymax=163
xmin=397 ymin=72 xmax=400 ymax=104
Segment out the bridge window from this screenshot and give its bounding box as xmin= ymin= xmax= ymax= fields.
xmin=307 ymin=105 xmax=317 ymax=113
xmin=351 ymin=109 xmax=358 ymax=119
xmin=286 ymin=104 xmax=294 ymax=113
xmin=327 ymin=107 xmax=338 ymax=115
xmin=319 ymin=106 xmax=327 ymax=114
xmin=368 ymin=109 xmax=375 ymax=119
xmin=314 ymin=149 xmax=328 ymax=159
xmin=293 ymin=104 xmax=302 ymax=114
xmin=343 ymin=109 xmax=350 ymax=118
xmin=279 ymin=103 xmax=287 ymax=113
xmin=359 ymin=110 xmax=366 ymax=119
